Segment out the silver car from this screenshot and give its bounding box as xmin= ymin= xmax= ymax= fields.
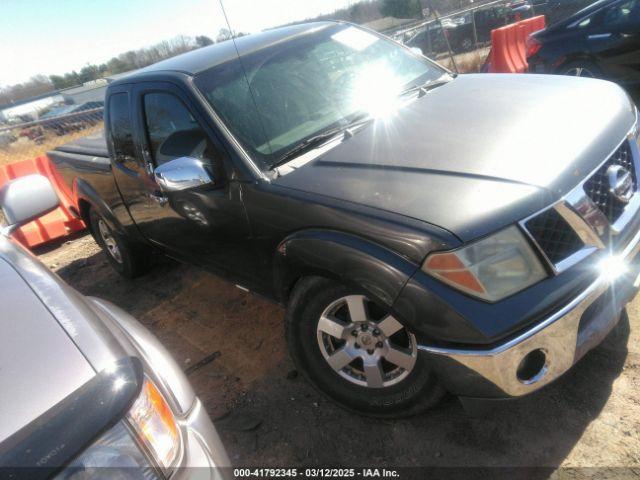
xmin=0 ymin=175 xmax=230 ymax=478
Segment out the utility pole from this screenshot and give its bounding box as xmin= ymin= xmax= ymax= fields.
xmin=426 ymin=0 xmax=459 ymax=74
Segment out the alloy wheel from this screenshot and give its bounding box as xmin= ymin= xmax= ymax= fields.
xmin=565 ymin=67 xmax=595 ymax=78
xmin=316 ymin=295 xmax=417 ymax=388
xmin=97 ymin=218 xmax=123 ymax=264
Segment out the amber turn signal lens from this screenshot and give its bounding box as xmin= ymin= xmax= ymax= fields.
xmin=128 ymin=379 xmax=180 ymax=471
xmin=424 ymin=253 xmax=486 ymax=294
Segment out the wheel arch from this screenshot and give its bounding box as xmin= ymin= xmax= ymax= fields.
xmin=274 ymin=229 xmax=419 ymax=308
xmin=73 ymin=178 xmax=125 ymax=237
xmin=554 ymin=53 xmax=600 ymax=74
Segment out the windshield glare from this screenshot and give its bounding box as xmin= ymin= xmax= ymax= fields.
xmin=195 ymin=24 xmax=444 ymax=168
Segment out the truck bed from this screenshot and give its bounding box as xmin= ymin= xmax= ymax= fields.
xmin=54 ymin=131 xmax=109 ymax=158
xmin=47 ymin=131 xmax=116 ymax=212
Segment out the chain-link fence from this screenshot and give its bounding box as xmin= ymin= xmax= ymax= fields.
xmin=0 ymin=107 xmax=103 ymax=167
xmin=391 ymin=0 xmax=594 ymax=72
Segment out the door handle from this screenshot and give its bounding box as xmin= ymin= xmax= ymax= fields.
xmin=149 ymin=192 xmax=168 ymax=206
xmin=588 ymin=33 xmax=612 ymax=40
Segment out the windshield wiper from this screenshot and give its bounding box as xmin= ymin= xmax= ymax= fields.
xmin=400 ymin=76 xmax=453 ymax=98
xmin=271 ymin=113 xmax=372 ymax=170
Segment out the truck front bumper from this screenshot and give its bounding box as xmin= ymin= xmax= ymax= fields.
xmin=418 ymin=227 xmax=640 ymax=399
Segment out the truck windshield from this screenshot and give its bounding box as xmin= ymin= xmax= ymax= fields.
xmin=194 ymin=24 xmax=444 ymax=169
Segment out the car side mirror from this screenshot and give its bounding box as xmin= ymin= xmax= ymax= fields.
xmin=154 ymin=156 xmax=215 ymax=192
xmin=0 ymin=174 xmax=59 ymax=227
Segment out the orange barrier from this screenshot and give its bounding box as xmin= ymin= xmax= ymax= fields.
xmin=0 ymin=156 xmax=85 ymax=249
xmin=488 ymin=15 xmax=546 ymax=73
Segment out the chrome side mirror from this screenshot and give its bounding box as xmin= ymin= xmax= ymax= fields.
xmin=0 ymin=174 xmax=59 ymax=227
xmin=154 ymin=157 xmax=213 ymax=192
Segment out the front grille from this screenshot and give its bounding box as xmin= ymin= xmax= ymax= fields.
xmin=583 ymin=140 xmax=636 ymax=223
xmin=525 ymin=208 xmax=584 ymax=264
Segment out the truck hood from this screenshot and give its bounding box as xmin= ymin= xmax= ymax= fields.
xmin=0 ymin=258 xmax=95 ymax=444
xmin=273 ymin=74 xmax=636 ymax=241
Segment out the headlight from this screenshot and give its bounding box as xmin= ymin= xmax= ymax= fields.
xmin=56 ymin=378 xmax=180 ymax=479
xmin=422 ymin=226 xmax=547 ymax=302
xmin=55 ymin=421 xmax=159 ymax=480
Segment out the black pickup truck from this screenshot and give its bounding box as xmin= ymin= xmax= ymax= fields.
xmin=49 ymin=21 xmax=640 ymax=417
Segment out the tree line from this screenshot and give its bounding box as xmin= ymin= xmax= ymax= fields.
xmin=0 ymin=33 xmax=222 ymax=105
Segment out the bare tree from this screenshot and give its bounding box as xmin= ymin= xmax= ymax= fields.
xmin=0 ymin=75 xmax=55 ymax=105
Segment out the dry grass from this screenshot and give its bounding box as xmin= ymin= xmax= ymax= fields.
xmin=0 ymin=122 xmax=103 ymax=167
xmin=438 ymin=47 xmax=490 ymax=74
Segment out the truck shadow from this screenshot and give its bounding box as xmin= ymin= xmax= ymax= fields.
xmin=51 ymin=247 xmax=634 ymax=474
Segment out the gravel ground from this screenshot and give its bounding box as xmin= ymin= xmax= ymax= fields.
xmin=36 ymin=233 xmax=640 ymax=477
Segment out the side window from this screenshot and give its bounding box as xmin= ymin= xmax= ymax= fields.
xmin=108 ymin=93 xmax=135 ymax=159
xmin=603 ymin=0 xmax=640 ymax=29
xmin=143 ymin=92 xmax=212 ymax=167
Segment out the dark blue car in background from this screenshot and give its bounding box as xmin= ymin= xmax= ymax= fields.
xmin=527 ymin=0 xmax=640 ymax=83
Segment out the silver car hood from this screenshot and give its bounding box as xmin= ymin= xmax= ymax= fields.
xmin=0 ymin=257 xmax=95 ymax=444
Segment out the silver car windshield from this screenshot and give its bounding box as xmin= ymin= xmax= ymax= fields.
xmin=195 ymin=23 xmax=444 ymax=168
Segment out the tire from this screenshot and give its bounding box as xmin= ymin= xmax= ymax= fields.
xmin=559 ymin=60 xmax=602 ymax=79
xmin=460 ymin=36 xmax=475 ymax=52
xmin=89 ymin=208 xmax=153 ymax=278
xmin=285 ymin=277 xmax=446 ymax=418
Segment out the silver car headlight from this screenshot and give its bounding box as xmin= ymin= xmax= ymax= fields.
xmin=422 ymin=226 xmax=547 ymax=302
xmin=56 ymin=421 xmax=159 ymax=480
xmin=56 ymin=378 xmax=181 ymax=479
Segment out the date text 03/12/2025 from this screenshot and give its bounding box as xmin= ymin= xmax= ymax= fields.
xmin=233 ymin=468 xmax=400 ymax=478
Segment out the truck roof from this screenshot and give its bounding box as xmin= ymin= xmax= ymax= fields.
xmin=112 ymin=21 xmax=336 ymax=83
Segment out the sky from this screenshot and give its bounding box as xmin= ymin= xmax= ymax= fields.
xmin=0 ymin=0 xmax=355 ymax=87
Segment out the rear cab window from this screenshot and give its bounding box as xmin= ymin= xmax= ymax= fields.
xmin=107 ymin=93 xmax=135 ymax=161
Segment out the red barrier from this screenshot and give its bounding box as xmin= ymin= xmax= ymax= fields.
xmin=488 ymin=15 xmax=546 ymax=73
xmin=0 ymin=156 xmax=85 ymax=249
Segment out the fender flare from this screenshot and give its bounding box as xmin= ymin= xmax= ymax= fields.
xmin=73 ymin=178 xmax=125 ymax=236
xmin=274 ymin=229 xmax=419 ymax=308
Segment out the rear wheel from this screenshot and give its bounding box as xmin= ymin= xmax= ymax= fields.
xmin=560 ymin=60 xmax=602 ymax=79
xmin=89 ymin=209 xmax=153 ymax=278
xmin=285 ymin=277 xmax=445 ymax=417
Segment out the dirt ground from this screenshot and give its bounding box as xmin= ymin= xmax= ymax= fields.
xmin=36 ymin=233 xmax=640 ymax=476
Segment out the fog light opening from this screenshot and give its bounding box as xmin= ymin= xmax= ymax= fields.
xmin=516 ymin=349 xmax=548 ymax=385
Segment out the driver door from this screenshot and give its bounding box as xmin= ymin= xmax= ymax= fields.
xmin=128 ymin=82 xmax=256 ymax=282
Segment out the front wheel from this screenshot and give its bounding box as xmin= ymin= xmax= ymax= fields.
xmin=285 ymin=277 xmax=445 ymax=417
xmin=559 ymin=60 xmax=602 ymax=79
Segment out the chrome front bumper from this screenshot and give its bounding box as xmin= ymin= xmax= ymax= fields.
xmin=419 ymin=226 xmax=640 ymax=398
